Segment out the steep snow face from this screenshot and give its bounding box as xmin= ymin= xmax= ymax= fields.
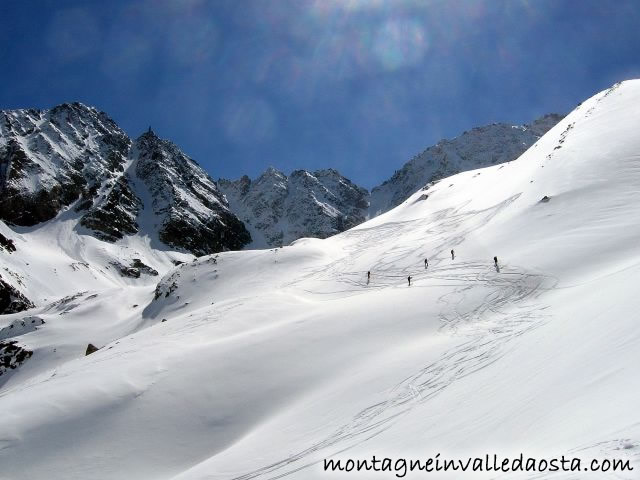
xmin=133 ymin=131 xmax=250 ymax=255
xmin=0 ymin=105 xmax=250 ymax=256
xmin=369 ymin=113 xmax=563 ymax=216
xmin=0 ymin=80 xmax=639 ymax=479
xmin=219 ymin=167 xmax=369 ymax=248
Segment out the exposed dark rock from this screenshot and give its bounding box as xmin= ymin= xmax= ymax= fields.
xmin=85 ymin=343 xmax=99 ymax=356
xmin=110 ymin=259 xmax=158 ymax=278
xmin=131 ymin=258 xmax=158 ymax=276
xmin=80 ymin=176 xmax=141 ymax=241
xmin=0 ymin=275 xmax=34 ymax=314
xmin=218 ymin=167 xmax=368 ymax=247
xmin=0 ymin=316 xmax=45 ymax=341
xmin=369 ymin=113 xmax=565 ymax=216
xmin=110 ymin=262 xmax=140 ymax=278
xmin=540 ymin=195 xmax=551 ymax=203
xmin=0 ymin=232 xmax=16 ymax=252
xmin=154 ymin=269 xmax=181 ymax=300
xmin=0 ymin=340 xmax=33 ymax=377
xmin=1 ymin=102 xmax=564 ymax=257
xmin=0 ymin=104 xmax=131 ymax=227
xmin=159 ymin=213 xmax=249 ymax=256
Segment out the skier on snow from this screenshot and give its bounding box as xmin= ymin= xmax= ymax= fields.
xmin=451 ymin=249 xmax=455 ymax=260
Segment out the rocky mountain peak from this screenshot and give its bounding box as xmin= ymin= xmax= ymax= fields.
xmin=131 ymin=129 xmax=251 ymax=255
xmin=219 ymin=167 xmax=369 ymax=248
xmin=368 ymin=113 xmax=564 ymax=216
xmin=0 ymin=105 xmax=250 ymax=256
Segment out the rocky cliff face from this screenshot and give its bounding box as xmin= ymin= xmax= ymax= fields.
xmin=134 ymin=131 xmax=250 ymax=255
xmin=0 ymin=275 xmax=34 ymax=315
xmin=0 ymin=103 xmax=131 ymax=226
xmin=0 ymin=104 xmax=250 ymax=255
xmin=219 ymin=167 xmax=369 ymax=248
xmin=369 ymin=113 xmax=564 ymax=216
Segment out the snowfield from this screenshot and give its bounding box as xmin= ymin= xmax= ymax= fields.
xmin=1 ymin=80 xmax=640 ymax=479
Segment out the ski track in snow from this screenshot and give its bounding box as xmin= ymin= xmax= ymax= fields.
xmin=230 ymin=266 xmax=556 ymax=480
xmin=290 ymin=194 xmax=521 ymax=297
xmin=228 ymin=198 xmax=558 ymax=480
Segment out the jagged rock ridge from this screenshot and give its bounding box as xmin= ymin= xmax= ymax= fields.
xmin=219 ymin=167 xmax=369 ymax=248
xmin=0 ymin=103 xmax=130 ymax=226
xmin=369 ymin=113 xmax=564 ymax=215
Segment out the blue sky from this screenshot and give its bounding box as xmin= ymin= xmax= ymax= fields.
xmin=1 ymin=0 xmax=640 ymax=188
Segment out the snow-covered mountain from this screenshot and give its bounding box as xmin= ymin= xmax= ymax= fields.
xmin=131 ymin=130 xmax=249 ymax=255
xmin=0 ymin=80 xmax=639 ymax=479
xmin=218 ymin=167 xmax=369 ymax=248
xmin=0 ymin=103 xmax=250 ymax=257
xmin=218 ymin=114 xmax=563 ymax=249
xmin=369 ymin=113 xmax=563 ymax=216
xmin=1 ymin=101 xmax=562 ymax=261
xmin=0 ymin=103 xmax=252 ymax=314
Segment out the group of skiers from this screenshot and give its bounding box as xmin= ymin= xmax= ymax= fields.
xmin=367 ymin=251 xmax=501 ymax=287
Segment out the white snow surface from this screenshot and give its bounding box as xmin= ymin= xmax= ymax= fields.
xmin=1 ymin=81 xmax=640 ymax=479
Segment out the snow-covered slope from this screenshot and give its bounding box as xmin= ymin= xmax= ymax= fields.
xmin=1 ymin=80 xmax=640 ymax=479
xmin=219 ymin=167 xmax=369 ymax=248
xmin=369 ymin=113 xmax=563 ymax=216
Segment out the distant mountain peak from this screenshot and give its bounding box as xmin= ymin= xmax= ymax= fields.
xmin=219 ymin=166 xmax=368 ymax=248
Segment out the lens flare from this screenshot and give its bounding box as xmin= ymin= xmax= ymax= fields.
xmin=373 ymin=18 xmax=429 ymax=71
